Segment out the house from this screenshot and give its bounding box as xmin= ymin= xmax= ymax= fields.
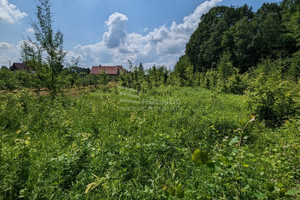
xmin=90 ymin=65 xmax=127 ymax=76
xmin=9 ymin=62 xmax=32 ymax=71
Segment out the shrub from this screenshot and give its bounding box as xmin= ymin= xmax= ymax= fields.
xmin=226 ymin=73 xmax=248 ymax=95
xmin=246 ymin=71 xmax=299 ymax=127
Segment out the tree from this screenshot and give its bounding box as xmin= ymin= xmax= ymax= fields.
xmin=1 ymin=66 xmax=8 ymax=70
xmin=222 ymin=17 xmax=258 ymax=72
xmin=138 ymin=62 xmax=145 ymax=77
xmin=21 ymin=0 xmax=66 ymax=99
xmin=174 ymin=55 xmax=194 ymax=85
xmin=254 ymin=3 xmax=293 ymax=59
xmin=185 ymin=5 xmax=254 ymax=72
xmin=174 ymin=55 xmax=190 ymax=79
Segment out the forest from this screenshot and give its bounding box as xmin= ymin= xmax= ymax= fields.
xmin=0 ymin=0 xmax=299 ymax=199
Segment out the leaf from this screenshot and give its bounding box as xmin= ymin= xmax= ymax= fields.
xmin=234 ymin=128 xmax=241 ymax=132
xmin=192 ymin=149 xmax=209 ymax=166
xmin=219 ymin=156 xmax=231 ymax=165
xmin=280 ymin=188 xmax=287 ymax=196
xmin=85 ymin=181 xmax=100 ymax=194
xmin=254 ymin=190 xmax=265 ymax=199
xmin=242 ymin=184 xmax=249 ymax=191
xmin=266 ymin=182 xmax=275 ymax=192
xmin=242 ymin=163 xmax=249 ymax=168
xmin=206 ymin=162 xmax=215 ymax=169
xmin=85 ymin=174 xmax=105 ymax=194
xmin=176 ymin=184 xmax=185 ymax=198
xmin=286 ymin=189 xmax=300 ymax=196
xmin=229 ymin=136 xmax=239 ymax=145
xmin=168 ymin=185 xmax=176 ymax=196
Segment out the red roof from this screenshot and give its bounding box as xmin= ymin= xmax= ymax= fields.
xmin=90 ymin=65 xmax=127 ymax=75
xmin=10 ymin=62 xmax=31 ymax=71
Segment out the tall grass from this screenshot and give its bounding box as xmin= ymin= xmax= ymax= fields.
xmin=0 ymin=87 xmax=298 ymax=199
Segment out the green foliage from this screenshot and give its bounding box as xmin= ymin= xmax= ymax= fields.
xmin=185 ymin=2 xmax=299 ymax=73
xmin=246 ymin=62 xmax=299 ymax=127
xmin=192 ymin=149 xmax=209 ymax=166
xmin=1 ymin=1 xmax=299 ymax=199
xmin=0 ymin=86 xmax=298 ymax=199
xmin=186 ymin=5 xmax=255 ymax=72
xmin=214 ymin=52 xmax=248 ymax=94
xmin=289 ymin=51 xmax=300 ymax=81
xmin=0 ymin=69 xmax=17 ymax=90
xmin=173 ymin=55 xmax=195 ymax=86
xmin=21 ymin=0 xmax=66 ymax=99
xmin=120 ymin=64 xmax=169 ymax=91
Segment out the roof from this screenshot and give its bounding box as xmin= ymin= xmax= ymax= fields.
xmin=10 ymin=62 xmax=31 ymax=71
xmin=90 ymin=65 xmax=127 ymax=75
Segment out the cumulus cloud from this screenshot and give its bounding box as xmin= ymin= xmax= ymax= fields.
xmin=103 ymin=12 xmax=128 ymax=48
xmin=0 ymin=41 xmax=22 ymax=67
xmin=171 ymin=0 xmax=222 ymax=36
xmin=0 ymin=0 xmax=27 ymax=24
xmin=69 ymin=0 xmax=222 ymax=69
xmin=148 ymin=26 xmax=170 ymax=44
xmin=0 ymin=42 xmax=14 ymax=49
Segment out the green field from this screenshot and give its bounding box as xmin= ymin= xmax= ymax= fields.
xmin=0 ymin=86 xmax=299 ymax=199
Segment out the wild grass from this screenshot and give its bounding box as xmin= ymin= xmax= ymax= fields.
xmin=0 ymin=86 xmax=298 ymax=199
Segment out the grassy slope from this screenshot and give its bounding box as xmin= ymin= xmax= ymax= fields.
xmin=0 ymin=86 xmax=298 ymax=199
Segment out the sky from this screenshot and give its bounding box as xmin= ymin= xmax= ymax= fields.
xmin=0 ymin=0 xmax=282 ymax=69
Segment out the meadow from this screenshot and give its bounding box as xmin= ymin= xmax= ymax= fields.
xmin=0 ymin=86 xmax=299 ymax=199
xmin=1 ymin=0 xmax=300 ymax=198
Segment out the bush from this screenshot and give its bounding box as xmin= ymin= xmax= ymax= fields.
xmin=246 ymin=70 xmax=299 ymax=127
xmin=0 ymin=69 xmax=18 ymax=90
xmin=226 ymin=73 xmax=248 ymax=95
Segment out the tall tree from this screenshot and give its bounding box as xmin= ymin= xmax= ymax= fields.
xmin=185 ymin=5 xmax=254 ymax=72
xmin=21 ymin=0 xmax=66 ymax=98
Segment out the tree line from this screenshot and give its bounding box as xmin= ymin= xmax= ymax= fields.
xmin=185 ymin=0 xmax=300 ymax=74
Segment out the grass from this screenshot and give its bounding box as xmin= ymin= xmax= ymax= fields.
xmin=0 ymin=86 xmax=298 ymax=199
xmin=0 ymin=85 xmax=104 ymax=97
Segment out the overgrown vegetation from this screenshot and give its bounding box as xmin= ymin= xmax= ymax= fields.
xmin=0 ymin=87 xmax=299 ymax=199
xmin=0 ymin=0 xmax=299 ymax=199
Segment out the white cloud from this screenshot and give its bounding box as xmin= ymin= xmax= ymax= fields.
xmin=26 ymin=27 xmax=35 ymax=34
xmin=0 ymin=0 xmax=27 ymax=24
xmin=0 ymin=41 xmax=22 ymax=67
xmin=0 ymin=42 xmax=14 ymax=49
xmin=0 ymin=0 xmax=222 ymax=68
xmin=70 ymin=0 xmax=222 ymax=69
xmin=103 ymin=12 xmax=128 ymax=48
xmin=148 ymin=26 xmax=170 ymax=44
xmin=171 ymin=0 xmax=222 ymax=36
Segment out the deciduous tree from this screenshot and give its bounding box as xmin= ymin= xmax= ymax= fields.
xmin=21 ymin=0 xmax=66 ymax=98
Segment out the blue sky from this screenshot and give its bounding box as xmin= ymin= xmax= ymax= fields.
xmin=0 ymin=0 xmax=282 ymax=69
